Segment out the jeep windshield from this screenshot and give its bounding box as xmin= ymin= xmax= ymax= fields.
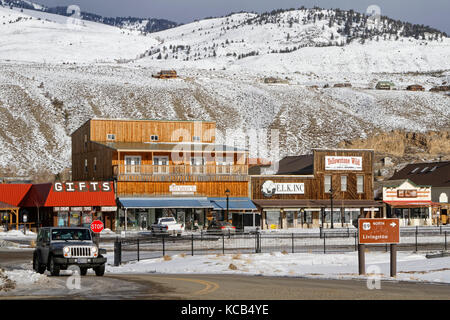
xmin=51 ymin=229 xmax=92 ymax=241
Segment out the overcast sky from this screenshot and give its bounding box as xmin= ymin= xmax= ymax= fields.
xmin=36 ymin=0 xmax=450 ymax=34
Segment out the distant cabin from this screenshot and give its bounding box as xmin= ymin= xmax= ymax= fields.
xmin=152 ymin=70 xmax=177 ymax=79
xmin=406 ymin=85 xmax=425 ymax=91
xmin=333 ymin=83 xmax=352 ymax=88
xmin=375 ymin=81 xmax=395 ymax=90
xmin=263 ymin=77 xmax=287 ymax=84
xmin=430 ymin=85 xmax=450 ymax=92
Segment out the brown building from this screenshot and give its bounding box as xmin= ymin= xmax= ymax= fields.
xmin=251 ymin=149 xmax=383 ymax=229
xmin=71 ymin=118 xmax=256 ymax=231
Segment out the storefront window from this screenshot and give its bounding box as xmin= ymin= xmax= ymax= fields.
xmin=344 ymin=209 xmax=360 ymax=224
xmin=81 ymin=212 xmax=93 ymax=228
xmin=286 ymin=211 xmax=295 ymax=228
xmin=411 ymin=208 xmax=428 ymax=219
xmin=324 ymin=210 xmax=341 ymax=223
xmin=265 ymin=210 xmax=280 ymax=228
xmin=69 ymin=212 xmax=81 ymax=227
xmin=57 ymin=212 xmax=68 ymax=227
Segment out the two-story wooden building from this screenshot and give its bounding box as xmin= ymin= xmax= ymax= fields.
xmin=71 ymin=118 xmax=256 ymax=231
xmin=251 ymin=149 xmax=384 ymax=229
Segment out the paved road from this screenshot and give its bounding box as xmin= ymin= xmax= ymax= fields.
xmin=1 ymin=249 xmax=449 ymax=300
xmin=106 ymin=273 xmax=450 ymax=300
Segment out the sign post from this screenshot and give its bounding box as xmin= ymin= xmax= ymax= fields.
xmin=358 ymin=218 xmax=400 ymax=276
xmin=90 ymin=220 xmax=104 ymax=246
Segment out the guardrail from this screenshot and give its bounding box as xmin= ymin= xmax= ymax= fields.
xmin=113 ymin=228 xmax=449 ymax=265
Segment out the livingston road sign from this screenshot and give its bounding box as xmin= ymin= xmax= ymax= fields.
xmin=358 ymin=218 xmax=400 ymax=244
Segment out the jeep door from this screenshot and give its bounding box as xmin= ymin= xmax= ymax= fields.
xmin=39 ymin=229 xmax=51 ymax=264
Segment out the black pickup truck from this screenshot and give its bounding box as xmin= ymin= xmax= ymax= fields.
xmin=33 ymin=227 xmax=107 ymax=276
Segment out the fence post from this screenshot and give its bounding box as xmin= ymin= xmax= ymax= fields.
xmin=292 ymin=233 xmax=294 ymax=254
xmin=415 ymin=226 xmax=418 ymax=252
xmin=137 ymin=238 xmax=140 ymax=262
xmin=114 ymin=237 xmax=122 ymax=266
xmin=347 ymin=227 xmax=349 ymax=238
xmin=354 ymin=231 xmax=357 ymax=251
xmin=222 ymin=234 xmax=225 ymax=255
xmin=162 ymin=235 xmax=165 ymax=257
xmin=191 ymin=234 xmax=194 ymax=256
xmin=445 ymin=231 xmax=447 ymax=251
xmin=323 ymin=232 xmax=326 ymax=254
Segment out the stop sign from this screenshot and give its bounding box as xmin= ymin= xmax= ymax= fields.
xmin=90 ymin=220 xmax=104 ymax=233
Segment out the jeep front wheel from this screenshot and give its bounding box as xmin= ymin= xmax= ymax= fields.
xmin=94 ymin=264 xmax=105 ymax=276
xmin=48 ymin=256 xmax=60 ymax=276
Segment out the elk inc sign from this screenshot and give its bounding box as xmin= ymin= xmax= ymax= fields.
xmin=261 ymin=180 xmax=304 ymax=198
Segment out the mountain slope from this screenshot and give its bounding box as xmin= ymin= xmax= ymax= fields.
xmin=0 ymin=6 xmax=449 ymax=177
xmin=1 ymin=0 xmax=178 ymax=33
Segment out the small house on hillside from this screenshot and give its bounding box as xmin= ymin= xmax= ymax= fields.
xmin=430 ymin=85 xmax=450 ymax=92
xmin=333 ymin=83 xmax=352 ymax=88
xmin=376 ymin=81 xmax=395 ymax=90
xmin=406 ymin=85 xmax=425 ymax=91
xmin=152 ymin=70 xmax=177 ymax=79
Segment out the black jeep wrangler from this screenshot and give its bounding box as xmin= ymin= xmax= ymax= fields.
xmin=33 ymin=227 xmax=107 ymax=276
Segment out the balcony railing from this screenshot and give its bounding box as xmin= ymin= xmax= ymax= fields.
xmin=113 ymin=164 xmax=248 ymax=181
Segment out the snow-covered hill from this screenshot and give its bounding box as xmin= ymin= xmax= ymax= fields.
xmin=0 ymin=6 xmax=159 ymax=63
xmin=0 ymin=6 xmax=449 ymax=177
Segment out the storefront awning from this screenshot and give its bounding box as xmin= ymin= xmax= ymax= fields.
xmin=118 ymin=197 xmax=214 ymax=209
xmin=384 ymin=201 xmax=438 ymax=208
xmin=208 ymin=197 xmax=257 ymax=211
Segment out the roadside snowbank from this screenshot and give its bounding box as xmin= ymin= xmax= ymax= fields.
xmin=0 ymin=230 xmax=36 ymax=239
xmin=106 ymin=251 xmax=450 ymax=284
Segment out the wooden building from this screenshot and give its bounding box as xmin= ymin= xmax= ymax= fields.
xmin=71 ymin=118 xmax=256 ymax=231
xmin=152 ymin=70 xmax=177 ymax=79
xmin=375 ymin=81 xmax=395 ymax=90
xmin=251 ymin=149 xmax=384 ymax=229
xmin=406 ymin=85 xmax=425 ymax=91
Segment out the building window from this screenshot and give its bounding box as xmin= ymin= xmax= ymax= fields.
xmin=107 ymin=134 xmax=116 ymax=141
xmin=357 ymin=175 xmax=364 ymax=193
xmin=193 ymin=136 xmax=201 ymax=142
xmin=397 ymin=190 xmax=417 ymax=198
xmin=150 ymin=135 xmax=159 ymax=141
xmin=94 ymin=157 xmax=97 ymax=172
xmin=84 ymin=159 xmax=88 ymax=173
xmin=341 ymin=175 xmax=347 ymax=192
xmin=324 ymin=175 xmax=331 ymax=193
xmin=84 ymin=134 xmax=87 ymax=150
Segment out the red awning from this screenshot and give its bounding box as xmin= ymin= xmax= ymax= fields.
xmin=384 ymin=200 xmax=439 ymax=207
xmin=20 ymin=182 xmax=116 ymax=208
xmin=0 ymin=184 xmax=32 ymax=207
xmin=44 ymin=182 xmax=116 ymax=207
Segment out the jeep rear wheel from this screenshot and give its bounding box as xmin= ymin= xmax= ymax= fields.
xmin=94 ymin=264 xmax=105 ymax=276
xmin=33 ymin=253 xmax=46 ymax=274
xmin=48 ymin=256 xmax=60 ymax=276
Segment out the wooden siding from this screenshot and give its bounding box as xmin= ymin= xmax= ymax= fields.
xmin=89 ymin=119 xmax=216 ymax=143
xmin=72 ymin=121 xmax=114 ymax=181
xmin=313 ymin=149 xmax=374 ymax=200
xmin=251 ymin=149 xmax=374 ymax=202
xmin=116 ymin=181 xmax=250 ymax=197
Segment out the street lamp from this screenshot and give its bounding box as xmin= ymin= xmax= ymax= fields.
xmin=330 ymin=179 xmax=334 ymax=229
xmin=23 ymin=213 xmax=28 ymax=235
xmin=225 ymin=189 xmax=230 ymax=222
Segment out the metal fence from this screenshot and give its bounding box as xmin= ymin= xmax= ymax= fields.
xmin=113 ymin=228 xmax=450 ymax=265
